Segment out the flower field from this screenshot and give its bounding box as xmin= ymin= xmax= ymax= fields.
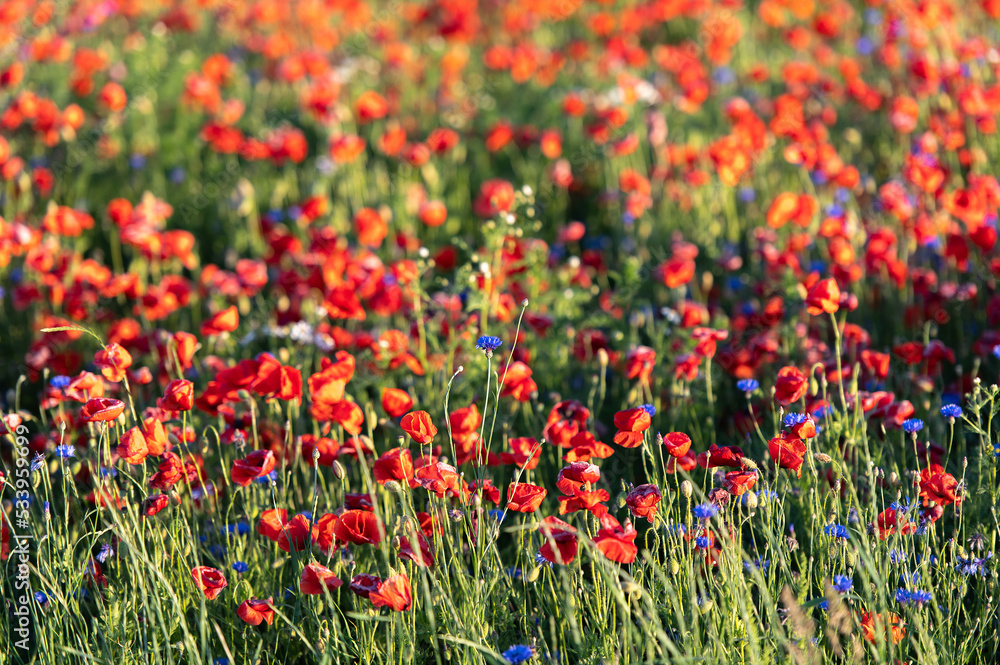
xmin=2 ymin=0 xmax=1000 ymax=663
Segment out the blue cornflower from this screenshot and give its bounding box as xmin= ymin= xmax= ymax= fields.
xmin=900 ymin=571 xmax=920 ymax=585
xmin=489 ymin=509 xmax=505 ymax=523
xmin=222 ymin=522 xmax=250 ymax=537
xmin=31 ymin=454 xmax=46 ymax=472
xmin=783 ymin=413 xmax=808 ymax=427
xmin=505 ymin=567 xmax=523 ymax=580
xmin=502 ymin=645 xmax=534 ymax=664
xmin=824 ymin=523 xmax=850 ymax=540
xmin=96 ymin=543 xmax=115 ymax=563
xmin=890 ymin=497 xmax=915 ymax=512
xmin=832 ymin=575 xmax=853 ymax=594
xmin=738 ymin=187 xmax=756 ymax=203
xmin=736 ymin=378 xmax=759 ymax=394
xmin=941 ymin=404 xmax=963 ymax=419
xmin=897 ymin=588 xmax=932 ymax=607
xmin=664 ymin=523 xmax=687 ymax=536
xmin=695 ymin=537 xmax=710 ymax=549
xmin=743 ymin=558 xmax=770 ymax=572
xmin=50 ymin=375 xmax=71 ymax=389
xmin=475 ymin=335 xmax=503 ymax=357
xmin=902 ymin=419 xmax=924 ymax=434
xmin=232 ymin=561 xmax=249 ymax=574
xmin=640 ymin=404 xmax=656 ymax=417
xmin=993 ymin=344 xmax=1000 ymax=359
xmin=956 ymin=552 xmax=992 ymax=577
xmin=812 ymin=405 xmax=835 ymax=419
xmin=888 ymin=549 xmax=907 ymax=565
xmin=534 ymin=552 xmax=553 ymax=567
xmin=34 ymin=591 xmax=50 ymax=609
xmin=55 ymin=445 xmax=75 ymax=459
xmin=254 ymin=470 xmax=278 ymax=484
xmin=214 ymin=659 xmax=229 ymax=665
xmin=692 ymin=503 xmax=719 ymax=520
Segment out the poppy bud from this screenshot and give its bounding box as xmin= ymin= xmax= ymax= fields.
xmin=744 ymin=492 xmax=758 ymax=511
xmin=526 ymin=567 xmax=541 ymax=583
xmin=670 ymin=560 xmax=680 ymax=575
xmin=332 ymin=461 xmax=346 ymax=479
xmin=680 ymin=480 xmax=693 ymax=498
xmin=597 ymin=348 xmax=609 ymax=367
xmin=384 ymin=480 xmax=402 ymax=493
xmin=813 ymin=452 xmax=833 ymax=464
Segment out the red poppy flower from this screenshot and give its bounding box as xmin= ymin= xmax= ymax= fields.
xmin=768 ymin=435 xmax=807 ymax=477
xmin=419 ymin=200 xmax=448 ymax=227
xmin=258 ymin=509 xmax=288 ymax=541
xmin=158 ymin=379 xmax=194 ymax=412
xmin=660 ymin=257 xmax=695 ymax=288
xmin=563 ymin=431 xmax=614 ymax=462
xmin=334 ymin=510 xmax=384 ymax=546
xmin=381 ymin=388 xmax=413 ymax=418
xmin=893 ymin=342 xmax=924 ymax=365
xmin=201 ymin=306 xmax=239 ymax=336
xmin=612 ymin=408 xmax=652 ymax=448
xmin=142 ymin=417 xmax=170 ymax=457
xmin=558 ymin=488 xmax=610 ymax=517
xmin=859 ymin=611 xmax=906 ymax=645
xmin=592 ymin=514 xmax=638 ymax=563
xmin=349 ymin=573 xmax=382 ymax=599
xmin=662 ymin=432 xmax=692 ymax=458
xmin=469 ymin=479 xmax=501 ymax=504
xmin=401 ymin=410 xmax=437 ymax=444
xmin=354 ymin=207 xmax=387 ymax=248
xmin=805 ymin=278 xmax=841 ymax=315
xmin=499 ymin=437 xmax=542 ymax=470
xmin=626 ymin=484 xmax=662 ymax=523
xmin=538 ymin=516 xmax=578 ymax=564
xmin=919 ymin=464 xmax=962 ymax=506
xmin=724 ymin=469 xmax=758 ymax=496
xmin=766 ymin=192 xmax=816 ymax=228
xmin=191 ymin=566 xmax=227 ymax=600
xmin=373 ymin=447 xmax=414 ymax=486
xmin=774 ymin=366 xmax=808 ymax=405
xmin=369 ymin=573 xmax=412 ymax=612
xmin=277 ymin=514 xmax=314 ymax=553
xmin=142 ymin=493 xmax=170 ymax=517
xmin=875 ymin=508 xmax=915 ymax=539
xmin=117 ymin=427 xmax=148 ymax=465
xmin=624 ymin=346 xmax=656 ymax=383
xmin=300 ymin=435 xmax=339 ymax=467
xmin=237 ymin=597 xmax=275 ymax=626
xmin=397 ymin=533 xmax=435 ymax=568
xmin=230 ymin=450 xmax=276 ymax=487
xmin=300 ymin=562 xmax=342 ymax=595
xmin=93 ymin=343 xmax=132 ymax=382
xmin=413 ymin=461 xmax=463 ymax=499
xmin=81 ymin=397 xmax=125 ymax=422
xmin=696 ymin=444 xmax=745 ymax=468
xmin=506 ymin=482 xmax=547 ymax=513
xmin=556 ymin=462 xmax=601 ymax=495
